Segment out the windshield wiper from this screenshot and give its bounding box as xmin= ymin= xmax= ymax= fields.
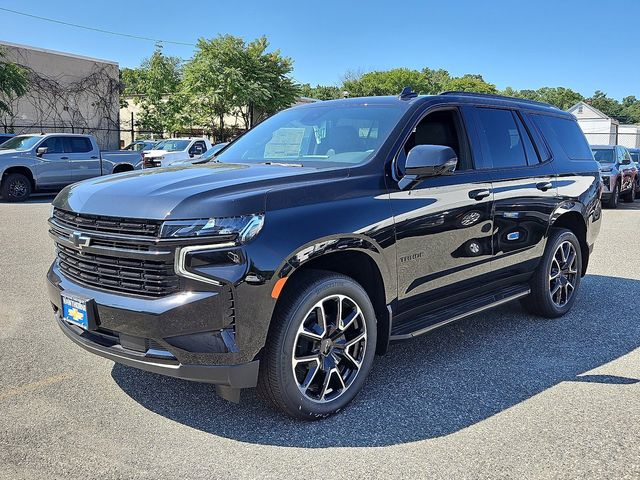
xmin=261 ymin=161 xmax=304 ymax=167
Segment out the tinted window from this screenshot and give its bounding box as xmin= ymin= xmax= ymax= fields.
xmin=41 ymin=137 xmax=65 ymax=154
xmin=630 ymin=151 xmax=640 ymax=162
xmin=64 ymin=137 xmax=92 ymax=153
xmin=532 ymin=115 xmax=592 ymax=160
xmin=475 ymin=108 xmax=527 ymax=169
xmin=514 ymin=113 xmax=540 ymax=165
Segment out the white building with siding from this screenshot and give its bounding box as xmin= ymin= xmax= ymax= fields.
xmin=567 ymin=101 xmax=640 ymax=148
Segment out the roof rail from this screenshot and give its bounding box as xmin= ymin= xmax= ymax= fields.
xmin=439 ymin=91 xmax=560 ymax=109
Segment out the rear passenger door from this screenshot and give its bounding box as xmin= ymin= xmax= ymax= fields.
xmin=66 ymin=136 xmax=101 ymax=182
xmin=472 ymin=106 xmax=558 ymax=278
xmin=35 ymin=136 xmax=71 ymax=187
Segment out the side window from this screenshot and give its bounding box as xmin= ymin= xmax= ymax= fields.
xmin=64 ymin=137 xmax=92 ymax=153
xmin=623 ymin=148 xmax=632 ymax=163
xmin=40 ymin=137 xmax=64 ymax=154
xmin=475 ymin=108 xmax=528 ymax=169
xmin=398 ymin=108 xmax=473 ymax=173
xmin=513 ymin=113 xmax=540 ymax=165
xmin=531 ymin=115 xmax=592 ymax=160
xmin=189 ymin=141 xmax=206 ymax=155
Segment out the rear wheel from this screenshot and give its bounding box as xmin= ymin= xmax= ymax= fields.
xmin=604 ymin=182 xmax=619 ymax=208
xmin=258 ymin=271 xmax=377 ymax=420
xmin=1 ymin=173 xmax=32 ymax=202
xmin=522 ymin=228 xmax=582 ymax=318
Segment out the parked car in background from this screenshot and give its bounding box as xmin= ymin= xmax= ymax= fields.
xmin=142 ymin=137 xmax=212 ymax=168
xmin=122 ymin=140 xmax=159 ymax=152
xmin=0 ymin=133 xmax=15 ymax=145
xmin=47 ymin=91 xmax=601 ymax=419
xmin=174 ymin=142 xmax=229 ymax=166
xmin=591 ymin=145 xmax=637 ymax=207
xmin=628 ymin=148 xmax=640 ymax=198
xmin=0 ymin=133 xmax=140 ymax=202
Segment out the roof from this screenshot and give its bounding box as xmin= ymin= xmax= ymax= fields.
xmin=0 ymin=40 xmax=118 ymax=66
xmin=295 ymin=92 xmax=569 ymax=116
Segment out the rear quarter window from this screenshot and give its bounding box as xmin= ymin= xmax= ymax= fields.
xmin=530 ymin=114 xmax=592 ymax=160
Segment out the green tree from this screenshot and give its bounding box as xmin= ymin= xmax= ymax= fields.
xmin=300 ymin=83 xmax=343 ymax=100
xmin=588 ymin=91 xmax=626 ymax=122
xmin=445 ymin=74 xmax=497 ymax=94
xmin=0 ymin=47 xmax=28 ymax=115
xmin=343 ymin=68 xmax=430 ymax=96
xmin=183 ymin=35 xmax=299 ymax=136
xmin=125 ymin=46 xmax=183 ymax=135
xmin=422 ymin=68 xmax=452 ymax=94
xmin=502 ymin=86 xmax=583 ymax=110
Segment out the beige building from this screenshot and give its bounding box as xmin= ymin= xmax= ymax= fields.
xmin=0 ymin=41 xmax=120 ymax=149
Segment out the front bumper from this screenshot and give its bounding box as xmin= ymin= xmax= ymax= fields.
xmin=55 ymin=313 xmax=259 ymax=388
xmin=47 ymin=263 xmax=260 ymax=391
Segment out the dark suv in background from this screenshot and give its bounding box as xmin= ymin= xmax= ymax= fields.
xmin=591 ymin=144 xmax=638 ymax=207
xmin=47 ymin=91 xmax=601 ymax=419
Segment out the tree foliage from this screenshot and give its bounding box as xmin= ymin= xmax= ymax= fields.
xmin=0 ymin=47 xmax=28 ymax=115
xmin=182 ymin=35 xmax=299 ymax=133
xmin=299 ymin=83 xmax=343 ymax=100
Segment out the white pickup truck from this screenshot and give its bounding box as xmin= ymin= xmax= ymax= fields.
xmin=142 ymin=137 xmax=212 ymax=168
xmin=0 ymin=133 xmax=141 ymax=202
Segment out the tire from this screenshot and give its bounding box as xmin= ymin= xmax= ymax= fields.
xmin=1 ymin=173 xmax=32 ymax=202
xmin=622 ymin=180 xmax=635 ymax=203
xmin=258 ymin=270 xmax=377 ymax=420
xmin=604 ymin=182 xmax=619 ymax=209
xmin=521 ymin=228 xmax=582 ymax=318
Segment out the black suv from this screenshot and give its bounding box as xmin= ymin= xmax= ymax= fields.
xmin=47 ymin=91 xmax=601 ymax=419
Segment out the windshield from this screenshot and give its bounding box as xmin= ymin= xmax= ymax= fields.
xmin=153 ymin=139 xmax=190 ymax=152
xmin=200 ymin=143 xmax=228 ymax=162
xmin=0 ymin=135 xmax=42 ymax=151
xmin=216 ymin=104 xmax=405 ymax=167
xmin=591 ymin=148 xmax=614 ymax=163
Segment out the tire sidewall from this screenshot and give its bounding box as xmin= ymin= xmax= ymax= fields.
xmin=275 ymin=276 xmax=377 ymax=419
xmin=2 ymin=173 xmax=31 ymax=202
xmin=540 ymin=230 xmax=582 ymax=316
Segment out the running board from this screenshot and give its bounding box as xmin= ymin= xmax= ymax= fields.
xmin=389 ymin=285 xmax=530 ymax=341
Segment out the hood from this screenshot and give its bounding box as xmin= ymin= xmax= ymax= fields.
xmin=144 ymin=149 xmax=169 ymax=158
xmin=0 ymin=149 xmax=23 ymax=158
xmin=53 ymin=162 xmax=339 ymax=220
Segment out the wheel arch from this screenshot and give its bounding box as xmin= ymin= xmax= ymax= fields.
xmin=1 ymin=165 xmax=36 ymax=190
xmin=112 ymin=163 xmax=135 ymax=174
xmin=549 ymin=207 xmax=589 ymax=276
xmin=274 ymin=238 xmax=393 ymax=355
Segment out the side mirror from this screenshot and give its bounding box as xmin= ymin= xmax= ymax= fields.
xmin=621 ymin=158 xmax=631 ymax=165
xmin=400 ymin=145 xmax=457 ymax=189
xmin=36 ymin=146 xmax=48 ymax=157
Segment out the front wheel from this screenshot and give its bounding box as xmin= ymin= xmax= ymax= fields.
xmin=522 ymin=228 xmax=582 ymax=318
xmin=622 ymin=180 xmax=636 ymax=203
xmin=258 ymin=271 xmax=377 ymax=420
xmin=1 ymin=173 xmax=32 ymax=202
xmin=604 ymin=182 xmax=619 ymax=209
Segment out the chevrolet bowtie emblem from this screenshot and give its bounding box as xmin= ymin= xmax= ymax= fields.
xmin=70 ymin=231 xmax=91 ymax=249
xmin=67 ymin=307 xmax=84 ymax=322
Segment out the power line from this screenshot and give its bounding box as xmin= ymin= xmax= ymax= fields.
xmin=0 ymin=7 xmax=196 ymax=47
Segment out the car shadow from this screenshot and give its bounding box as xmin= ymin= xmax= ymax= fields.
xmin=616 ymin=201 xmax=640 ymax=211
xmin=111 ymin=274 xmax=640 ymax=447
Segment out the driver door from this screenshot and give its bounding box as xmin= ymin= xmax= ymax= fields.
xmin=389 ymin=107 xmax=495 ymax=318
xmin=35 ymin=136 xmax=71 ymax=187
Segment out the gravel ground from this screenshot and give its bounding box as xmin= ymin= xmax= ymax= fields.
xmin=0 ymin=196 xmax=638 ymax=479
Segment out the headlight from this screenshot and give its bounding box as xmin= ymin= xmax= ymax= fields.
xmin=160 ymin=214 xmax=265 ymax=243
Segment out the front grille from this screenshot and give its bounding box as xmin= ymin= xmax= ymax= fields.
xmin=56 ymin=243 xmax=179 ymax=297
xmin=143 ymin=157 xmax=161 ymax=168
xmin=53 ymin=208 xmax=161 ymax=237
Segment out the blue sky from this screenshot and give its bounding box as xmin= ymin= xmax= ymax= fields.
xmin=1 ymin=0 xmax=638 ymax=100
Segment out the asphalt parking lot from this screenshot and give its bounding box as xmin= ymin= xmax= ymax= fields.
xmin=0 ymin=197 xmax=639 ymax=480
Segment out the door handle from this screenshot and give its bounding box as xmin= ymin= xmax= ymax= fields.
xmin=90 ymin=156 xmax=98 ymax=159
xmin=536 ymin=181 xmax=553 ymax=191
xmin=468 ymin=189 xmax=491 ymax=201
xmin=60 ymin=156 xmax=69 ymax=160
